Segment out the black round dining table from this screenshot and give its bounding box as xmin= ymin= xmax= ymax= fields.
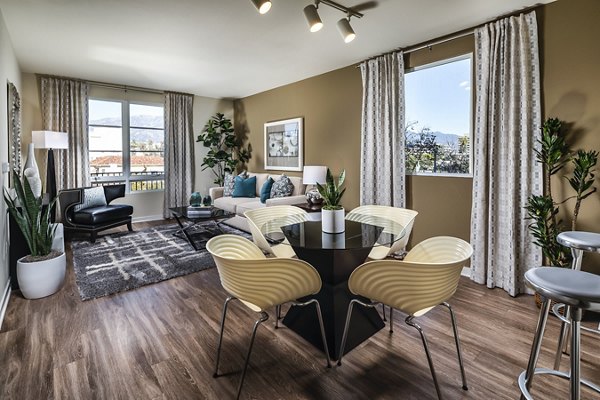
xmin=261 ymin=216 xmax=405 ymax=360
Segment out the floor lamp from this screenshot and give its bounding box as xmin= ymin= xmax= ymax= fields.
xmin=32 ymin=130 xmax=69 ymax=214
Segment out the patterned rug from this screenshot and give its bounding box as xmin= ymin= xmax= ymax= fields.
xmin=71 ymin=223 xmax=250 ymax=301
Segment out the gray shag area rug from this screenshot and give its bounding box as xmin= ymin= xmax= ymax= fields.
xmin=71 ymin=223 xmax=250 ymax=301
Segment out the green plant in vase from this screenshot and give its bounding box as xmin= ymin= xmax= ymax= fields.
xmin=316 ymin=168 xmax=346 ymax=210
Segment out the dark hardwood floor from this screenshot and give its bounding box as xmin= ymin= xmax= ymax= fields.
xmin=1 ymin=221 xmax=599 ymax=399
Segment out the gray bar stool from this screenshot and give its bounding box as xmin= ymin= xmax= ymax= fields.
xmin=554 ymin=231 xmax=600 ymax=370
xmin=519 ymin=267 xmax=600 ymax=400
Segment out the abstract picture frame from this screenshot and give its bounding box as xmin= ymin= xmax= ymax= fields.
xmin=264 ymin=117 xmax=303 ymax=171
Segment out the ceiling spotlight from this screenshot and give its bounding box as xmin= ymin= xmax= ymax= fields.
xmin=303 ymin=3 xmax=323 ymax=33
xmin=337 ymin=17 xmax=356 ymax=43
xmin=250 ymin=0 xmax=272 ymax=14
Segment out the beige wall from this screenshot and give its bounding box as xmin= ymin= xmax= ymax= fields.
xmin=20 ymin=74 xmax=233 ymax=220
xmin=0 ymin=9 xmax=22 ymax=305
xmin=540 ymin=0 xmax=600 ymax=271
xmin=234 ymin=65 xmax=362 ymax=209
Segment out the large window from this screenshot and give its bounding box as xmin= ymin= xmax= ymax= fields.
xmin=88 ymin=99 xmax=165 ymax=192
xmin=404 ymin=54 xmax=472 ymax=175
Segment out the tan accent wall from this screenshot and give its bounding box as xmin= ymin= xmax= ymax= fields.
xmin=540 ymin=0 xmax=600 ymax=271
xmin=234 ymin=36 xmax=474 ymax=247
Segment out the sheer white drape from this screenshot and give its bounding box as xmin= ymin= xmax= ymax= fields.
xmin=470 ymin=11 xmax=543 ymax=296
xmin=359 ymin=52 xmax=406 ymax=207
xmin=163 ymin=92 xmax=194 ymax=218
xmin=40 ymin=76 xmax=90 ymax=191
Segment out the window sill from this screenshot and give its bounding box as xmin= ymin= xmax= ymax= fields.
xmin=406 ymin=172 xmax=473 ymax=178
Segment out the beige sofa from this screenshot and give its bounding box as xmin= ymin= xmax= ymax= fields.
xmin=209 ymin=172 xmax=307 ymax=232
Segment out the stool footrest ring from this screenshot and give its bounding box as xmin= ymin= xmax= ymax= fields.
xmin=553 ymin=303 xmax=600 ymax=335
xmin=518 ymin=368 xmax=600 ymax=399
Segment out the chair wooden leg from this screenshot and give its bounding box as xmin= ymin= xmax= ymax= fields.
xmin=127 ymin=221 xmax=133 ymax=231
xmin=90 ymin=231 xmax=97 ymax=243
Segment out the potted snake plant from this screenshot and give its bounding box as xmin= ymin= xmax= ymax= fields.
xmin=4 ymin=170 xmax=65 ymax=299
xmin=317 ymin=168 xmax=346 ymax=233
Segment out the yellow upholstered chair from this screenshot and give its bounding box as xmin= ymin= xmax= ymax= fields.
xmin=206 ymin=234 xmax=331 ymax=400
xmin=345 ymin=205 xmax=418 ymax=260
xmin=244 ymin=205 xmax=308 ymax=258
xmin=337 ymin=236 xmax=473 ymax=400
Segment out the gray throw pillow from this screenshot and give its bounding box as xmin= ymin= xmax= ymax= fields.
xmin=223 ymin=173 xmax=235 ymax=197
xmin=270 ymin=174 xmax=295 ymax=198
xmin=74 ymin=186 xmax=107 ymax=212
xmin=223 ymin=171 xmax=248 ymax=197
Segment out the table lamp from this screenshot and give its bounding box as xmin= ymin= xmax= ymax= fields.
xmin=32 ymin=130 xmax=69 ymax=201
xmin=302 ymin=165 xmax=327 ymax=205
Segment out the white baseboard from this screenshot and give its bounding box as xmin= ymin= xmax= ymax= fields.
xmin=0 ymin=279 xmax=11 ymax=330
xmin=132 ymin=215 xmax=165 ymax=223
xmin=461 ymin=266 xmax=471 ymax=277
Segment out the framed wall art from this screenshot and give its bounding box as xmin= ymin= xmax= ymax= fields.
xmin=264 ymin=117 xmax=303 ymax=171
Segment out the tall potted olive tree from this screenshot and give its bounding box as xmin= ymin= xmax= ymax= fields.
xmin=4 ymin=170 xmax=65 ymax=299
xmin=197 ymin=113 xmax=250 ymax=185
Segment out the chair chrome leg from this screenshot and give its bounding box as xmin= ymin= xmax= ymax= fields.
xmin=338 ymin=299 xmax=357 ymax=366
xmin=382 ymin=304 xmax=387 ymax=321
xmin=570 ymin=308 xmax=582 ymax=400
xmin=313 ymin=300 xmax=332 ymax=368
xmin=389 ymin=307 xmax=394 ymax=333
xmin=520 ymin=298 xmax=552 ymax=400
xmin=406 ymin=316 xmax=443 ymax=400
xmin=214 ymin=296 xmax=236 ymax=378
xmin=442 ymin=302 xmax=468 ymax=390
xmin=236 ymin=311 xmax=269 ymax=400
xmin=290 ymin=299 xmax=332 ymax=368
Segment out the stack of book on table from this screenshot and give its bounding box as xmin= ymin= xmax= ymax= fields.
xmin=187 ymin=205 xmax=213 ymax=217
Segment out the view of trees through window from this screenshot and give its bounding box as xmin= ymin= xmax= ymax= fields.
xmin=88 ymin=99 xmax=164 ymax=191
xmin=405 ymin=55 xmax=472 ymax=175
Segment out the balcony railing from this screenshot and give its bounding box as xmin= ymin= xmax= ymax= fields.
xmin=90 ymin=171 xmax=164 ymax=192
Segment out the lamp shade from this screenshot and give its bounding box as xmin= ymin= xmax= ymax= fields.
xmin=303 ymin=166 xmax=327 ymax=185
xmin=32 ymin=131 xmax=69 ymax=149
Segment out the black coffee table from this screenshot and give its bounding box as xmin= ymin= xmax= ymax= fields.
xmin=169 ymin=206 xmax=234 ymax=250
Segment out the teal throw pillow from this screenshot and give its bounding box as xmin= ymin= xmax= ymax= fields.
xmin=232 ymin=176 xmax=256 ymax=198
xmin=260 ymin=177 xmax=275 ymax=203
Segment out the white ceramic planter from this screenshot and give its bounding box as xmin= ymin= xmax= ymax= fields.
xmin=321 ymin=208 xmax=345 ymax=233
xmin=17 ymin=252 xmax=66 ymax=299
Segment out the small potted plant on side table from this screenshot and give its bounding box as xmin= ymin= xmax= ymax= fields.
xmin=317 ymin=168 xmax=346 ymax=233
xmin=4 ymin=170 xmax=65 ymax=299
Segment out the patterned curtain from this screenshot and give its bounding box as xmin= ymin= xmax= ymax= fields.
xmin=40 ymin=76 xmax=90 ymax=191
xmin=359 ymin=52 xmax=406 ymax=207
xmin=470 ymin=11 xmax=542 ymax=296
xmin=163 ymin=92 xmax=194 ymax=218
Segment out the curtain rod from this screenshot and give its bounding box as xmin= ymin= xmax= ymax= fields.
xmin=358 ymin=5 xmax=539 ymax=65
xmin=88 ymin=80 xmax=164 ymax=95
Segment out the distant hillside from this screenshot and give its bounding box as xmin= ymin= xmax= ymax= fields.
xmin=90 ymin=116 xmax=164 ymax=143
xmin=406 ymin=130 xmax=467 ymax=147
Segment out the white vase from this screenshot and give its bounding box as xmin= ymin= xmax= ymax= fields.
xmin=23 ymin=167 xmax=42 ymax=198
xmin=17 ymin=252 xmax=66 ymax=299
xmin=23 ymin=143 xmax=39 ymax=177
xmin=321 ymin=208 xmax=345 ymax=233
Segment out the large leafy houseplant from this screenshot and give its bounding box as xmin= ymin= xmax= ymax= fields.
xmin=316 ymin=169 xmax=346 ymax=210
xmin=525 ymin=118 xmax=598 ymax=267
xmin=196 ymin=113 xmax=250 ymax=185
xmin=4 ymin=170 xmax=58 ymax=260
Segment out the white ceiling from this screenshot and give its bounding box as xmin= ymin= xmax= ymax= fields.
xmin=1 ymin=0 xmax=554 ymax=99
